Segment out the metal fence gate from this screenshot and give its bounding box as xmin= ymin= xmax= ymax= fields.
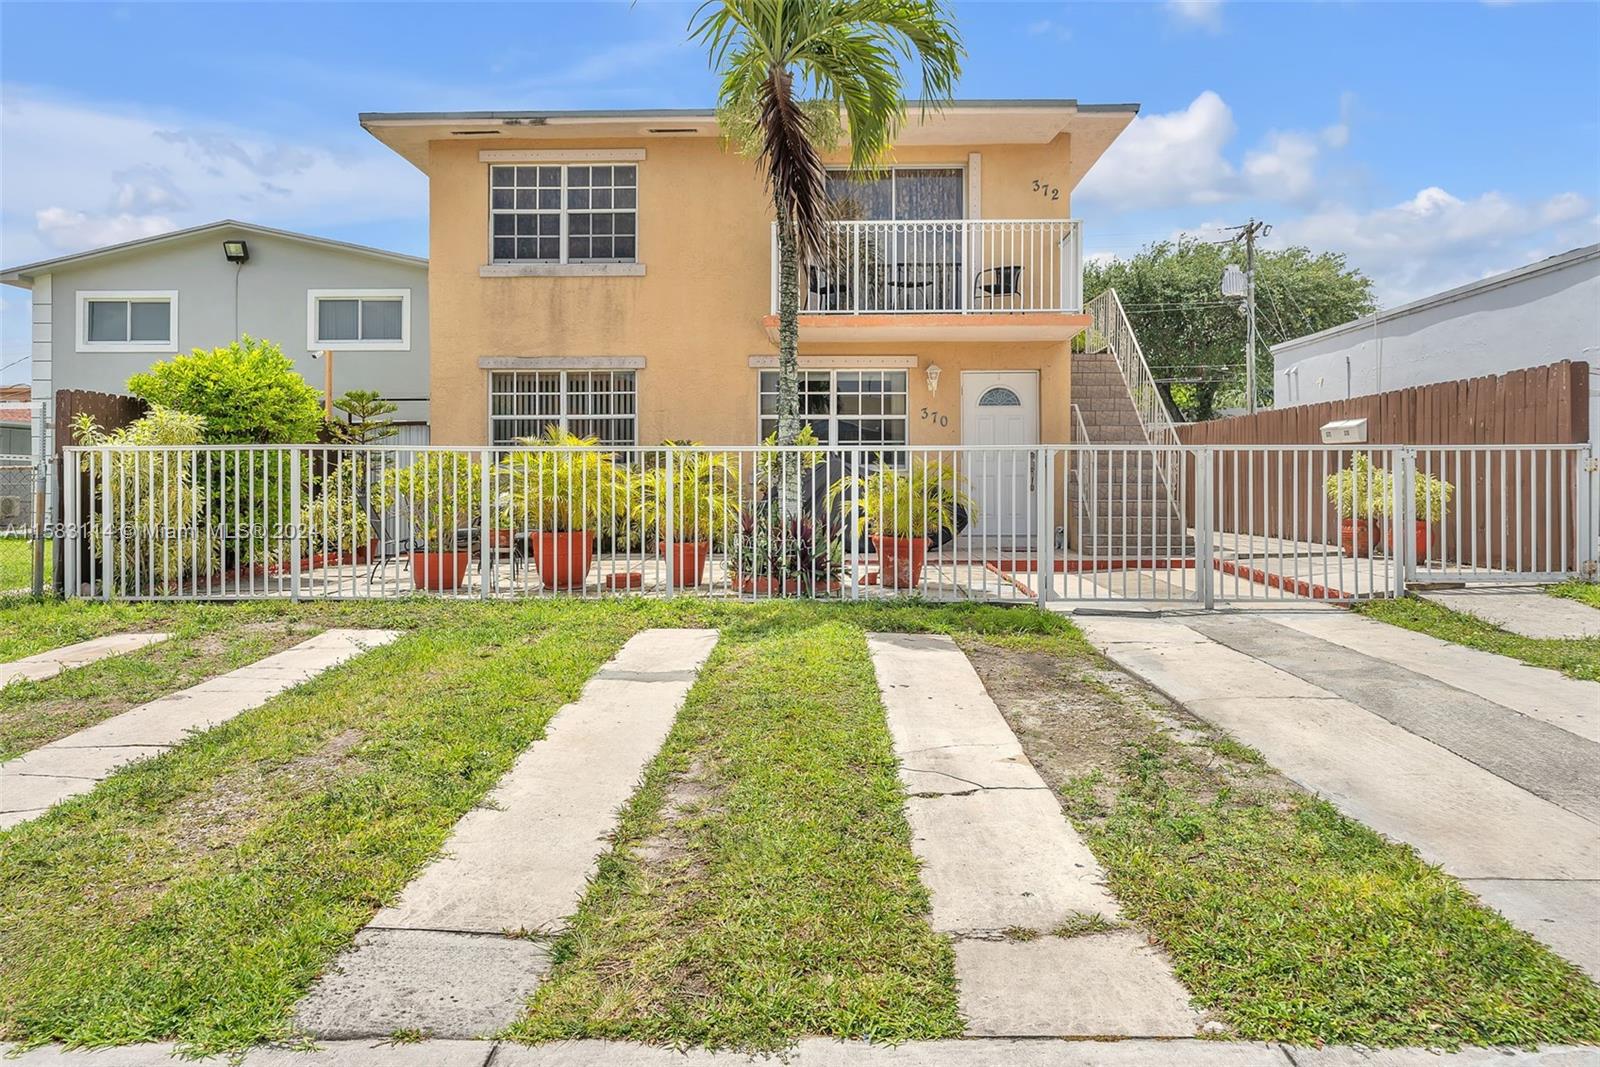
xmin=58 ymin=442 xmax=1598 ymax=606
xmin=1 ymin=452 xmax=47 ymax=596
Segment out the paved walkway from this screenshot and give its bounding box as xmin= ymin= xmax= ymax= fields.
xmin=0 ymin=632 xmax=170 ymax=687
xmin=1421 ymin=586 xmax=1600 ymax=639
xmin=867 ymin=632 xmax=1200 ymax=1038
xmin=1076 ymin=607 xmax=1600 ymax=977
xmin=293 ymin=628 xmax=719 ymax=1041
xmin=0 ymin=629 xmax=399 ymax=829
xmin=5 ymin=1038 xmax=1596 ymax=1066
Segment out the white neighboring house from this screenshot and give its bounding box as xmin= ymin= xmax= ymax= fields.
xmin=1271 ymin=244 xmax=1600 ymax=448
xmin=0 ymin=220 xmax=431 ymax=461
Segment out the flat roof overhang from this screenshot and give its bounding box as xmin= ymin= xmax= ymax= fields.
xmin=361 ymin=101 xmax=1138 ymax=179
xmin=763 ymin=312 xmax=1091 ymax=344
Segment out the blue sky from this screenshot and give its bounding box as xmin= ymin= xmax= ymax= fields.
xmin=3 ymin=0 xmax=1598 ymax=383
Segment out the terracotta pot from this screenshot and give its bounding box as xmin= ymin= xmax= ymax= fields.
xmin=873 ymin=535 xmax=928 ymax=588
xmin=529 ymin=530 xmax=595 ymax=590
xmin=1338 ymin=518 xmax=1380 ymax=558
xmin=662 ymin=540 xmax=711 ymax=586
xmin=1389 ymin=519 xmax=1432 ymax=563
xmin=412 ymin=550 xmax=470 ymax=591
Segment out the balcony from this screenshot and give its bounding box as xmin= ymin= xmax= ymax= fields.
xmin=765 ymin=218 xmax=1087 ymax=343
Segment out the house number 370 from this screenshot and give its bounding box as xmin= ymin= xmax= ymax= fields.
xmin=920 ymin=407 xmax=949 ymax=428
xmin=1031 ymin=179 xmax=1061 ymax=201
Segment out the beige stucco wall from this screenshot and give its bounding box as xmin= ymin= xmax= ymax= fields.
xmin=427 ymin=134 xmax=1080 ymax=445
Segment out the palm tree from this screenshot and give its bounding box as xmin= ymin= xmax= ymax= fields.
xmin=690 ymin=0 xmax=963 ymax=446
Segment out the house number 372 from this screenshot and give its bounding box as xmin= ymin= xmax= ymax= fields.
xmin=1031 ymin=179 xmax=1061 ymax=201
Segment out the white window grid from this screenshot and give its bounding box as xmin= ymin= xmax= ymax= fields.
xmin=76 ymin=291 xmax=177 ymax=352
xmin=489 ymin=370 xmax=637 ymax=447
xmin=308 ymin=289 xmax=410 ymax=350
xmin=489 ymin=164 xmax=638 ymax=265
xmin=758 ymin=369 xmax=909 ymax=446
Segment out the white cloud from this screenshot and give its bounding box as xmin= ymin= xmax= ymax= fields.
xmin=1079 ymin=91 xmax=1361 ymax=212
xmin=1243 ymin=131 xmax=1321 ymax=202
xmin=1166 ymin=0 xmax=1223 ymax=31
xmin=1268 ymin=186 xmax=1598 ymax=303
xmin=0 ymin=84 xmax=425 ymax=265
xmin=1076 ymin=91 xmax=1238 ymax=211
xmin=1027 ymin=17 xmax=1073 ymax=43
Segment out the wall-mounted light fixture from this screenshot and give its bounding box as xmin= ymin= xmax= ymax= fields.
xmin=925 ymin=363 xmax=942 ymax=397
xmin=222 ymin=240 xmax=249 ymax=263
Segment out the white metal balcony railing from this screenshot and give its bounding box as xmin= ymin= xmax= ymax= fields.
xmin=770 ymin=219 xmax=1084 ymax=316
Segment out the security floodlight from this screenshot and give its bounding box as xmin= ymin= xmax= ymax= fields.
xmin=222 ymin=240 xmax=250 ymax=263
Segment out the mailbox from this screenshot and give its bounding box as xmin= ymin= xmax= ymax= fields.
xmin=1320 ymin=418 xmax=1368 ymax=445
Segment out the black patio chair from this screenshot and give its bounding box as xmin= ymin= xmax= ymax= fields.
xmin=973 ymin=265 xmax=1023 ymax=305
xmin=806 ymin=265 xmax=848 ymax=311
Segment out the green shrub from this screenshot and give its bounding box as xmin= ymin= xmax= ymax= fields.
xmin=127 ymin=335 xmax=323 ymax=444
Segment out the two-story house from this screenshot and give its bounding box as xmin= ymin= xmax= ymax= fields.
xmin=1 ymin=220 xmax=432 ymax=459
xmin=362 ymin=101 xmax=1136 ymax=532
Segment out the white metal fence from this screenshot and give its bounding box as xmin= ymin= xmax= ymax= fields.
xmin=777 ymin=219 xmax=1083 ymax=316
xmin=58 ymin=442 xmax=1597 ymax=605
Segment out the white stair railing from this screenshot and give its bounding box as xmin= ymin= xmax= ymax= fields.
xmin=1087 ymin=288 xmax=1186 ymax=525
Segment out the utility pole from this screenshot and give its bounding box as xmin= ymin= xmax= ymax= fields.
xmin=1236 ymin=219 xmax=1270 ymax=414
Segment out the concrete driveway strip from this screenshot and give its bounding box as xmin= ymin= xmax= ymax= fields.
xmin=0 ymin=632 xmax=170 ymax=687
xmin=1421 ymin=586 xmax=1600 ymax=639
xmin=1077 ymin=614 xmax=1600 ymax=977
xmin=1185 ymin=614 xmax=1600 ymax=824
xmin=866 ymin=632 xmax=1200 ymax=1039
xmin=1265 ymin=609 xmax=1600 ymax=743
xmin=0 ymin=629 xmax=400 ymax=829
xmin=292 ymin=628 xmax=719 ymax=1042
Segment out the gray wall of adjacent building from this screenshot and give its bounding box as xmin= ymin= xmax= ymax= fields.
xmin=38 ymin=226 xmax=429 ymax=425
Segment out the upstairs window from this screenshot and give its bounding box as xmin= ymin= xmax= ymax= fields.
xmin=308 ymin=290 xmax=410 ymax=351
xmin=490 ymin=164 xmax=638 ymax=264
xmin=77 ymin=292 xmax=175 ymax=351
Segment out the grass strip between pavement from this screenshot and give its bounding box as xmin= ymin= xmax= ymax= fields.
xmin=1548 ymin=580 xmax=1600 ymax=611
xmin=1356 ymin=595 xmax=1600 ymax=682
xmin=977 ymin=629 xmax=1600 ymax=1048
xmin=0 ymin=600 xmax=653 ymax=1053
xmin=508 ymin=613 xmax=963 ymax=1049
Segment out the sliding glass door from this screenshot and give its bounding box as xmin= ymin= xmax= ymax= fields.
xmin=819 ymin=167 xmax=965 ymax=311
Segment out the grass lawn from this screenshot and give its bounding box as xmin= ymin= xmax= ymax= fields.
xmin=1356 ymin=595 xmax=1600 ymax=682
xmin=510 ymin=613 xmax=962 ymax=1049
xmin=1549 ymin=580 xmax=1600 ymax=611
xmin=0 ymin=598 xmax=1032 ymax=1055
xmin=962 ymin=629 xmax=1600 ymax=1048
xmin=3 ymin=597 xmax=1597 ymax=1054
xmin=0 ymin=536 xmax=46 ymax=595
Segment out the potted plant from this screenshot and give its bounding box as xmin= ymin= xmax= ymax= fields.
xmin=500 ymin=427 xmax=623 ymax=590
xmin=299 ymin=474 xmax=376 ymax=568
xmin=376 ymin=451 xmax=482 ymax=591
xmin=640 ymin=448 xmax=739 ymax=587
xmin=1395 ymin=469 xmax=1455 ymax=562
xmin=1324 ymin=452 xmax=1387 ymax=558
xmin=829 ymin=459 xmax=974 ymax=588
xmin=730 ymin=512 xmax=844 ymax=595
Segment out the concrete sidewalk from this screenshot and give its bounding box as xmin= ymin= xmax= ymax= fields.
xmin=0 ymin=632 xmax=170 ymax=687
xmin=1076 ymin=606 xmax=1600 ymax=978
xmin=5 ymin=1038 xmax=1597 ymax=1066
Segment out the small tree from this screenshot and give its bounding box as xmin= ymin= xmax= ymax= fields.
xmin=330 ymin=390 xmax=399 ymax=445
xmin=127 ymin=335 xmax=324 ymax=444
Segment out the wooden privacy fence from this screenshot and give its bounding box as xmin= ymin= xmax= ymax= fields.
xmin=1176 ymin=362 xmax=1592 ymax=574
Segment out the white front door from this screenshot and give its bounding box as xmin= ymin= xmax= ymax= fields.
xmin=961 ymin=371 xmax=1040 ymax=541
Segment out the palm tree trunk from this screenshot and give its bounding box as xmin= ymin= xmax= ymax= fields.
xmin=775 ymin=201 xmax=802 ymax=446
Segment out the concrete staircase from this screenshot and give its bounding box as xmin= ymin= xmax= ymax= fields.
xmin=1068 ymin=347 xmax=1191 ymax=553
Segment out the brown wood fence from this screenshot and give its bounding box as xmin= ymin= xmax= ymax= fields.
xmin=1174 ymin=362 xmax=1591 ymax=574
